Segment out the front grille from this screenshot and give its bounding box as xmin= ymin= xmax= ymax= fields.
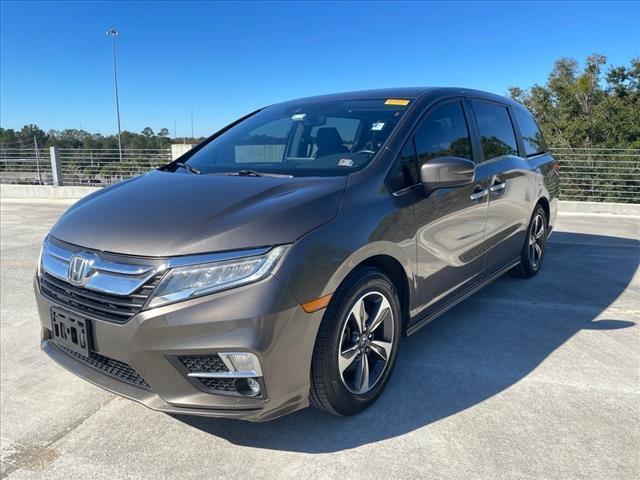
xmin=54 ymin=342 xmax=151 ymax=390
xmin=40 ymin=271 xmax=164 ymax=323
xmin=179 ymin=355 xmax=228 ymax=374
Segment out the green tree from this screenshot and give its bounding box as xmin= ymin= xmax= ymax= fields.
xmin=0 ymin=128 xmax=18 ymax=147
xmin=141 ymin=127 xmax=154 ymax=138
xmin=509 ymin=54 xmax=639 ymax=148
xmin=17 ymin=124 xmax=48 ymax=147
xmin=509 ymin=55 xmax=639 ymax=203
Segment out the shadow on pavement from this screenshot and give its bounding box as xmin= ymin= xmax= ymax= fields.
xmin=175 ymin=231 xmax=638 ymax=452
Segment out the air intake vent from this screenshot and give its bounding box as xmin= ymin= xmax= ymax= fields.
xmin=177 ymin=355 xmax=237 ymax=392
xmin=54 ymin=342 xmax=151 ymax=390
xmin=198 ymin=377 xmax=237 ymax=392
xmin=178 ymin=355 xmax=228 ymax=374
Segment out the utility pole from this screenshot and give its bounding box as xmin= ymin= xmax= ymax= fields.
xmin=106 ymin=28 xmax=123 ymax=163
xmin=190 ymin=108 xmax=194 ymax=140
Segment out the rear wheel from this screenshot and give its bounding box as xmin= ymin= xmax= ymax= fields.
xmin=310 ymin=268 xmax=401 ymax=416
xmin=513 ymin=205 xmax=547 ymax=278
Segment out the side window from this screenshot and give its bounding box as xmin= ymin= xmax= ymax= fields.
xmin=513 ymin=107 xmax=546 ymax=157
xmin=414 ymin=101 xmax=472 ymax=169
xmin=471 ymin=101 xmax=518 ymax=160
xmin=387 ymin=141 xmax=419 ymax=191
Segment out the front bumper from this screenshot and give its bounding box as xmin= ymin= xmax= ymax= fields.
xmin=35 ymin=275 xmax=325 ymax=421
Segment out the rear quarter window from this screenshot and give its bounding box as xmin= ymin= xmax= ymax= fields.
xmin=513 ymin=107 xmax=546 ymax=157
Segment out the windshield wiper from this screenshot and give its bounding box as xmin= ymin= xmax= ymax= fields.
xmin=174 ymin=162 xmax=201 ymax=175
xmin=233 ymin=169 xmax=262 ymax=177
xmin=228 ymin=169 xmax=292 ymax=178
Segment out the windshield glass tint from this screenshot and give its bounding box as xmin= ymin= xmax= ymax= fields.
xmin=184 ymin=99 xmax=411 ymax=177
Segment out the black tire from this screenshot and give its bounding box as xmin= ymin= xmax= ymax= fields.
xmin=512 ymin=205 xmax=548 ymax=278
xmin=309 ymin=267 xmax=401 ymax=416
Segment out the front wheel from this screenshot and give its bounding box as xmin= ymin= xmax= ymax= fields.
xmin=513 ymin=205 xmax=548 ymax=278
xmin=309 ymin=268 xmax=401 ymax=416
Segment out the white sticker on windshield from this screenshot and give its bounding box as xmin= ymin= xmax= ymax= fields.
xmin=291 ymin=113 xmax=306 ymax=121
xmin=371 ymin=122 xmax=385 ymax=131
xmin=338 ymin=158 xmax=354 ymax=167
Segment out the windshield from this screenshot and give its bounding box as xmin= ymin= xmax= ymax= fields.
xmin=179 ymin=98 xmax=412 ymax=177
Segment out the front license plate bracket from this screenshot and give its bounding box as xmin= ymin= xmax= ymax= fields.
xmin=51 ymin=308 xmax=92 ymax=358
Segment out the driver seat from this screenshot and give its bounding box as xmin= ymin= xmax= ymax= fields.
xmin=315 ymin=128 xmax=350 ymax=158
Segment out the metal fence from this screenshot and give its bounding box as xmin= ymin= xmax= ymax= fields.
xmin=56 ymin=148 xmax=172 ymax=186
xmin=0 ymin=147 xmax=172 ymax=187
xmin=0 ymin=147 xmax=54 ymax=185
xmin=549 ymin=148 xmax=640 ymax=203
xmin=1 ymin=146 xmax=638 ymax=203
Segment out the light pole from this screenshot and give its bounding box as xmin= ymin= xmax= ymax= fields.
xmin=106 ymin=28 xmax=123 ymax=163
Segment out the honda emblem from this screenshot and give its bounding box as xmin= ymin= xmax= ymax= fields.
xmin=67 ymin=254 xmax=94 ymax=286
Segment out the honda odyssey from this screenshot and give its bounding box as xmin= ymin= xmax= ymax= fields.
xmin=35 ymin=87 xmax=559 ymax=420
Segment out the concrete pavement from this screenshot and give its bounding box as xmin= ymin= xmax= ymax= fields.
xmin=1 ymin=199 xmax=638 ymax=479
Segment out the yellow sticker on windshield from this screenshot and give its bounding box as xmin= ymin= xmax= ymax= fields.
xmin=385 ymin=99 xmax=410 ymax=106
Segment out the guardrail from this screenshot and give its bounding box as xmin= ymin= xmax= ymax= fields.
xmin=1 ymin=146 xmax=638 ymax=203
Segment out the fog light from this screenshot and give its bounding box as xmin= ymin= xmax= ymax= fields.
xmin=247 ymin=378 xmax=261 ymax=395
xmin=235 ymin=377 xmax=261 ymax=397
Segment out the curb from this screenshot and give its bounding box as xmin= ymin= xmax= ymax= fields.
xmin=1 ymin=184 xmax=101 ymax=200
xmin=558 ymin=200 xmax=640 ymax=216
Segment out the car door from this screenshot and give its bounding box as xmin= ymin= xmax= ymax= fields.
xmin=468 ymin=99 xmax=536 ymax=276
xmin=409 ymin=99 xmax=493 ymax=319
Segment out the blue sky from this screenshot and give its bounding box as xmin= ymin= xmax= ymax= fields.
xmin=1 ymin=1 xmax=639 ymax=137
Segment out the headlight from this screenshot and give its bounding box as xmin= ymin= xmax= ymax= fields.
xmin=37 ymin=236 xmax=47 ymax=278
xmin=146 ymin=245 xmax=289 ymax=308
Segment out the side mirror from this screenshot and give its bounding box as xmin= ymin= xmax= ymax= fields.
xmin=420 ymin=156 xmax=475 ymax=194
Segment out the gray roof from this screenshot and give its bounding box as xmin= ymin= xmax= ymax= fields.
xmin=280 ymin=86 xmax=521 ymax=108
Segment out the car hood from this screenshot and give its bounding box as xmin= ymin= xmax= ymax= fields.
xmin=50 ymin=170 xmax=347 ymax=257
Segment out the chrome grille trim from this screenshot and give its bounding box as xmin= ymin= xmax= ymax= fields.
xmin=41 ymin=238 xmax=159 ymax=296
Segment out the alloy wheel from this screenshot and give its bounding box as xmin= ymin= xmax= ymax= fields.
xmin=337 ymin=291 xmax=395 ymax=395
xmin=528 ymin=213 xmax=545 ymax=269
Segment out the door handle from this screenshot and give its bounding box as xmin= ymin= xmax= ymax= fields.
xmin=469 ymin=188 xmax=488 ymax=201
xmin=490 ymin=181 xmax=506 ymax=193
